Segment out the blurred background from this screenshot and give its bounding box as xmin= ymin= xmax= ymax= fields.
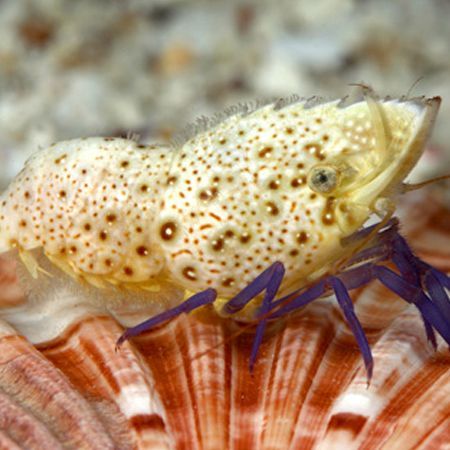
xmin=0 ymin=0 xmax=449 ymax=189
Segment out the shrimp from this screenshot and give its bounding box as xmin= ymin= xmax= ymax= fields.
xmin=0 ymin=89 xmax=448 ymax=379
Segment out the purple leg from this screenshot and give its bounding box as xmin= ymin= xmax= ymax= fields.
xmin=421 ymin=314 xmax=438 ymax=349
xmin=248 ymin=262 xmax=285 ymax=371
xmin=391 ymin=233 xmax=450 ymax=346
xmin=219 ymin=262 xmax=286 ymax=370
xmin=269 ymin=272 xmax=373 ymax=378
xmin=269 ymin=280 xmax=327 ymax=318
xmin=390 ymin=247 xmax=436 ymax=346
xmin=424 ymin=269 xmax=450 ymax=323
xmin=267 ymin=219 xmax=450 ymax=379
xmin=393 ymin=233 xmax=450 ymax=324
xmin=430 ymin=266 xmax=450 ymax=290
xmin=330 ymin=277 xmax=373 ymax=380
xmin=374 ymin=265 xmax=450 ymax=344
xmin=270 ymin=261 xmax=376 ymax=320
xmin=221 ymin=262 xmax=285 ymax=315
xmin=116 ymin=288 xmax=217 ymax=347
xmin=116 ymin=261 xmax=288 ymax=359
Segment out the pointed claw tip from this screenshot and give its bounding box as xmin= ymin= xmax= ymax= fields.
xmin=364 ymin=367 xmax=373 ymax=388
xmin=428 ymin=337 xmax=438 ymax=351
xmin=248 ymin=353 xmax=257 ymax=373
xmin=367 ymin=367 xmax=373 ymax=382
xmin=115 ymin=333 xmax=128 ymax=351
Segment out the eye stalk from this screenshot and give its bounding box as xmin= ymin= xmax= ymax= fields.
xmin=307 ymin=165 xmax=340 ymax=195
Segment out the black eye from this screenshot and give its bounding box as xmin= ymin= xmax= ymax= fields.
xmin=316 ymin=172 xmax=329 ymax=184
xmin=308 ymin=166 xmax=339 ymax=194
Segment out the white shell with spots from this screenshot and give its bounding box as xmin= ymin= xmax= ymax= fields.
xmin=0 ymin=96 xmax=440 ymax=309
xmin=0 ymin=138 xmax=171 ymax=288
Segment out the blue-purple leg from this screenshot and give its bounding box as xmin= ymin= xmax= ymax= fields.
xmin=430 ymin=266 xmax=450 ymax=290
xmin=330 ymin=277 xmax=373 ymax=379
xmin=220 ymin=262 xmax=286 ymax=370
xmin=421 ymin=315 xmax=438 ymax=349
xmin=374 ymin=265 xmax=450 ymax=345
xmin=270 ymin=265 xmax=378 ymax=379
xmin=391 ymin=234 xmax=450 ymax=346
xmin=249 ymin=262 xmax=285 ymax=371
xmin=116 ymin=288 xmax=217 ymax=347
xmin=269 ymin=262 xmax=375 ymax=320
xmin=265 ymin=219 xmax=449 ymax=380
xmin=270 ymin=280 xmax=327 ymax=318
xmin=221 ymin=261 xmax=285 ymax=315
xmin=424 ymin=269 xmax=450 ymax=323
xmin=399 ymin=246 xmax=450 ymax=325
xmin=390 ymin=238 xmax=436 ymax=345
xmin=269 ymin=269 xmax=373 ymax=378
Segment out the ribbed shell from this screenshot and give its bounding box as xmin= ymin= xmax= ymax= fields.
xmin=0 ymin=190 xmax=449 ymax=450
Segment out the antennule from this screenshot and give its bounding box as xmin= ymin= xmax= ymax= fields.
xmin=401 ymin=173 xmax=450 ymax=192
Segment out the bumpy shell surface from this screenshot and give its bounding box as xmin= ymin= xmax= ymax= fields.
xmin=0 ymin=191 xmax=449 ymax=450
xmin=0 ymin=96 xmax=440 ymax=303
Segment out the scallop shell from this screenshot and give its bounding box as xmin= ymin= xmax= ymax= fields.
xmin=0 ymin=190 xmax=449 ymax=450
